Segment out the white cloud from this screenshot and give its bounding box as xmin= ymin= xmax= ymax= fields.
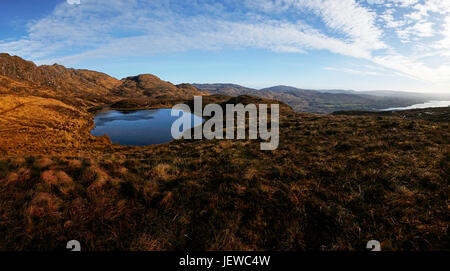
xmin=67 ymin=0 xmax=81 ymax=5
xmin=324 ymin=66 xmax=396 ymax=77
xmin=0 ymin=0 xmax=450 ymax=88
xmin=0 ymin=0 xmax=378 ymax=62
xmin=247 ymin=0 xmax=387 ymax=51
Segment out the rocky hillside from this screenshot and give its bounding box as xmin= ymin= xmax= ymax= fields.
xmin=193 ymin=83 xmax=272 ymax=98
xmin=114 ymin=74 xmax=205 ymax=99
xmin=0 ymin=53 xmax=206 ymax=106
xmin=0 ymin=53 xmax=120 ymax=102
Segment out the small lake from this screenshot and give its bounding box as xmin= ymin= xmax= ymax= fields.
xmin=381 ymin=100 xmax=450 ymax=111
xmin=91 ymin=109 xmax=204 ymax=146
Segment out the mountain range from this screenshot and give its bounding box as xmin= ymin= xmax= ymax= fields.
xmin=1 ymin=53 xmax=443 ymax=114
xmin=0 ymin=53 xmax=206 ymax=108
xmin=193 ymin=84 xmax=432 ymax=114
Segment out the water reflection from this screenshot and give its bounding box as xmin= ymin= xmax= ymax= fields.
xmin=91 ymin=109 xmax=204 ymax=146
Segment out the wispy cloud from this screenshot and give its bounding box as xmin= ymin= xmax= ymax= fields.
xmin=67 ymin=0 xmax=81 ymax=5
xmin=324 ymin=65 xmax=399 ymax=77
xmin=1 ymin=0 xmax=450 ymax=88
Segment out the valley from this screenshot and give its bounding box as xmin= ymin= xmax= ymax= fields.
xmin=193 ymin=83 xmax=430 ymax=114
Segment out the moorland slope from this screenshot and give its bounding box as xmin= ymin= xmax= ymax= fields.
xmin=0 ymin=54 xmax=448 ymax=251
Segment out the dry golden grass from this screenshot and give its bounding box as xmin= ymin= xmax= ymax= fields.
xmin=40 ymin=170 xmax=74 ymax=194
xmin=153 ymin=163 xmax=178 ymax=181
xmin=0 ymin=94 xmax=113 ymax=156
xmin=0 ymin=62 xmax=448 ymax=250
xmin=0 ymin=95 xmax=92 ymax=155
xmin=27 ymin=192 xmax=63 ymax=218
xmin=10 ymin=157 xmax=26 ymax=167
xmin=34 ymin=157 xmax=54 ymax=169
xmin=82 ymin=165 xmax=110 ymax=190
xmin=129 ymin=233 xmax=167 ymax=251
xmin=67 ymin=159 xmax=83 ymax=170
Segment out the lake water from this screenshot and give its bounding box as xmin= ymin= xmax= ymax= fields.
xmin=91 ymin=109 xmax=204 ymax=146
xmin=381 ymin=100 xmax=450 ymax=111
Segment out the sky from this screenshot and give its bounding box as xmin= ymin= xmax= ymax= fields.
xmin=1 ymin=0 xmax=450 ymax=93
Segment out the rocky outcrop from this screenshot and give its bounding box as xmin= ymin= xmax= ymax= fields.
xmin=0 ymin=53 xmax=208 ymax=106
xmin=114 ymin=74 xmax=206 ymax=99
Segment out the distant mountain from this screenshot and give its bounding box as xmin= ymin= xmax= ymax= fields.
xmin=261 ymin=85 xmax=314 ymax=93
xmin=359 ymin=90 xmax=450 ymax=100
xmin=309 ymin=89 xmax=359 ymax=95
xmin=361 ymin=90 xmax=423 ymax=98
xmin=0 ymin=53 xmax=435 ymax=114
xmin=194 ymin=83 xmax=425 ymax=114
xmin=263 ymin=87 xmax=442 ymax=98
xmin=193 ymin=83 xmax=268 ymax=97
xmin=263 ymin=86 xmax=363 ymax=95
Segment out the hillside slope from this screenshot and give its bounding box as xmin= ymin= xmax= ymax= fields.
xmin=0 ymin=53 xmax=121 ymax=105
xmin=0 ymin=53 xmax=206 ymax=107
xmin=114 ymin=75 xmax=206 ymax=99
xmin=0 ymin=100 xmax=448 ymax=250
xmin=0 ymin=54 xmax=448 ymax=251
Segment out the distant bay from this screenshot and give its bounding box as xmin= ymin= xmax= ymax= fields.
xmin=381 ymin=101 xmax=450 ymax=111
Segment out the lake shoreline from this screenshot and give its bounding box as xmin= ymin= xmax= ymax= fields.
xmin=91 ymin=108 xmax=205 ymax=146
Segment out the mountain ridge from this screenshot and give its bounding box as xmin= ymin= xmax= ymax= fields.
xmin=0 ymin=53 xmax=206 ymax=107
xmin=194 ymin=83 xmax=426 ymax=113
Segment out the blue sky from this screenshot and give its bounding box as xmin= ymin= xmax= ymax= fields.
xmin=1 ymin=0 xmax=450 ymax=92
